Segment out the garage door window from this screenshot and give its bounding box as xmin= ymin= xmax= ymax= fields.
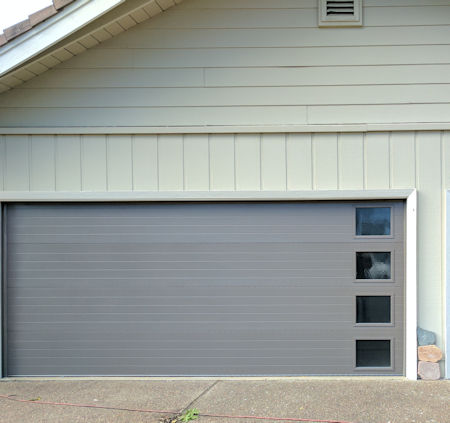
xmin=356 ymin=296 xmax=391 ymax=323
xmin=355 ymin=207 xmax=391 ymax=236
xmin=356 ymin=252 xmax=391 ymax=280
xmin=356 ymin=340 xmax=391 ymax=367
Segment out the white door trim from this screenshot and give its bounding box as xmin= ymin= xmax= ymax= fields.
xmin=446 ymin=191 xmax=450 ymax=379
xmin=0 ymin=189 xmax=417 ymax=379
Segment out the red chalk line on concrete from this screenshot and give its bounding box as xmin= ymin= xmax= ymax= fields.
xmin=0 ymin=394 xmax=354 ymax=423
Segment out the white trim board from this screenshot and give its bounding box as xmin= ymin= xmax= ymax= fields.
xmin=0 ymin=189 xmax=414 ymax=202
xmin=1 ymin=123 xmax=450 ymax=135
xmin=0 ymin=202 xmax=2 ymax=379
xmin=0 ymin=0 xmax=126 ymax=77
xmin=446 ymin=191 xmax=450 ymax=379
xmin=0 ymin=189 xmax=417 ymax=380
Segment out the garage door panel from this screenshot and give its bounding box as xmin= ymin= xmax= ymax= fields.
xmin=8 ymin=322 xmax=394 ymax=340
xmin=10 ymin=338 xmax=353 ymax=350
xmin=7 ymin=365 xmax=361 ymax=377
xmin=9 ymin=241 xmax=400 ymax=254
xmin=10 ymin=234 xmax=376 ymax=244
xmin=9 ymin=302 xmax=352 ymax=315
xmin=5 ymin=201 xmax=404 ymax=376
xmin=8 ymin=293 xmax=355 ymax=307
xmin=10 ymin=224 xmax=357 ymax=236
xmin=7 ymin=286 xmax=397 ymax=300
xmin=9 ymin=258 xmax=353 ymax=271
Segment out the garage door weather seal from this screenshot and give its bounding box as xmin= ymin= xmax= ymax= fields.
xmin=0 ymin=394 xmax=354 ymax=423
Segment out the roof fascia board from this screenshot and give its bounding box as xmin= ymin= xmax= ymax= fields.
xmin=0 ymin=0 xmax=126 ymax=77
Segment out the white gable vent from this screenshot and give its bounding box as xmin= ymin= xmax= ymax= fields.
xmin=318 ymin=0 xmax=363 ymax=27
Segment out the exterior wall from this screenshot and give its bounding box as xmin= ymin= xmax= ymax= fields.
xmin=0 ymin=131 xmax=448 ymax=364
xmin=0 ymin=0 xmax=449 ymax=127
xmin=0 ymin=0 xmax=448 ymax=375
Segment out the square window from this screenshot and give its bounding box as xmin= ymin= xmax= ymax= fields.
xmin=356 ymin=340 xmax=391 ymax=367
xmin=356 ymin=207 xmax=391 ymax=236
xmin=356 ymin=252 xmax=391 ymax=280
xmin=356 ymin=296 xmax=391 ymax=323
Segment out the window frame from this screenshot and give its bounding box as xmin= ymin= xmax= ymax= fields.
xmin=353 ymin=338 xmax=394 ymax=371
xmin=353 ymin=204 xmax=394 ymax=239
xmin=354 ymin=249 xmax=395 ymax=283
xmin=354 ymin=293 xmax=395 ymax=327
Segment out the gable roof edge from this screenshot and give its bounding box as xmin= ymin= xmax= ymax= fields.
xmin=0 ymin=0 xmax=126 ymax=77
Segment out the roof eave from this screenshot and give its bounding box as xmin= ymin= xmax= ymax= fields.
xmin=0 ymin=0 xmax=127 ymax=77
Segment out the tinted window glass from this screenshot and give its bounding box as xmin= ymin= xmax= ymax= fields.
xmin=356 ymin=207 xmax=391 ymax=236
xmin=356 ymin=340 xmax=391 ymax=367
xmin=356 ymin=296 xmax=391 ymax=323
xmin=356 ymin=252 xmax=391 ymax=279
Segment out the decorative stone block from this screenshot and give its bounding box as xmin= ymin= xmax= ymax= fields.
xmin=417 ymin=361 xmax=440 ymax=380
xmin=418 ymin=345 xmax=443 ymax=363
xmin=417 ymin=327 xmax=436 ymax=346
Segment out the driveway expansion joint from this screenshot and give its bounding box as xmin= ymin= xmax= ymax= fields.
xmin=179 ymin=380 xmax=220 ymax=414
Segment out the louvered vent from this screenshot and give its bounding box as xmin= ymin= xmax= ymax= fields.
xmin=318 ymin=0 xmax=362 ymax=27
xmin=326 ymin=1 xmax=355 ymax=16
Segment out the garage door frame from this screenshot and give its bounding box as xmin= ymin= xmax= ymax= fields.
xmin=0 ymin=189 xmax=417 ymax=379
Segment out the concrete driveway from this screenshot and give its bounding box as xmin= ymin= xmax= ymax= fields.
xmin=0 ymin=378 xmax=449 ymax=423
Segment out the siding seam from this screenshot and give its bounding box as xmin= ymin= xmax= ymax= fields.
xmin=182 ymin=134 xmax=186 ymax=191
xmin=311 ymin=133 xmax=315 ymax=190
xmin=363 ymin=133 xmax=367 ymax=190
xmin=1 ymin=136 xmax=4 ymax=190
xmin=207 ymin=134 xmax=211 ymax=191
xmin=233 ymin=134 xmax=237 ymax=191
xmin=388 ymin=131 xmax=392 ymax=189
xmin=105 ymin=135 xmax=109 ymax=192
xmin=131 ymin=134 xmax=135 ymax=191
xmin=80 ymin=135 xmax=84 ymax=191
xmin=259 ymin=133 xmax=263 ymax=191
xmin=52 ymin=135 xmax=56 ymax=191
xmin=156 ymin=134 xmax=160 ymax=191
xmin=27 ymin=135 xmax=32 ymax=191
xmin=336 ymin=134 xmax=341 ymax=190
xmin=284 ymin=133 xmax=288 ymax=191
xmin=414 ymin=131 xmax=418 ymax=188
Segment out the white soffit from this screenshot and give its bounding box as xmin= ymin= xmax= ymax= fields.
xmin=0 ymin=0 xmax=126 ymax=77
xmin=0 ymin=0 xmax=183 ymax=92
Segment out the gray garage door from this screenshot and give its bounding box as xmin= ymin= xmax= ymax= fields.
xmin=4 ymin=201 xmax=404 ymax=376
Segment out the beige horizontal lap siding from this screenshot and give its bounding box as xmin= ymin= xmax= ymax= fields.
xmin=0 ymin=131 xmax=449 ymax=357
xmin=0 ymin=0 xmax=449 ymax=128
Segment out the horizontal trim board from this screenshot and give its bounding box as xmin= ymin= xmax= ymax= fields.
xmin=0 ymin=189 xmax=414 ymax=202
xmin=2 ymin=123 xmax=450 ymax=134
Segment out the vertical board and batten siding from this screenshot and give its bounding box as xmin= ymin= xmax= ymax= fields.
xmin=0 ymin=131 xmax=449 ymax=349
xmin=0 ymin=0 xmax=449 ymax=126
